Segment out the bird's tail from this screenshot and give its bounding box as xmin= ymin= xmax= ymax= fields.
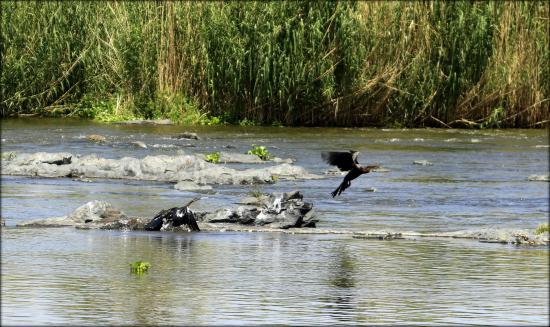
xmin=331 ymin=179 xmax=350 ymax=198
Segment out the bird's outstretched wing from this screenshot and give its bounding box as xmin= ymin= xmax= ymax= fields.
xmin=321 ymin=151 xmax=359 ymax=171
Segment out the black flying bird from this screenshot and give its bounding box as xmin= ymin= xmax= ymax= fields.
xmin=322 ymin=151 xmax=379 ymax=197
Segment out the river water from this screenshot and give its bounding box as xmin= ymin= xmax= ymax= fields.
xmin=1 ymin=118 xmax=548 ymax=325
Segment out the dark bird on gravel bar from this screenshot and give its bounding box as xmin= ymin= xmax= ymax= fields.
xmin=322 ymin=151 xmax=379 ymax=197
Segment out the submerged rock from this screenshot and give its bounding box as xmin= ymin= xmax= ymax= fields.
xmin=353 ymin=232 xmax=404 ymax=240
xmin=413 ymin=160 xmax=433 ymax=166
xmin=1 ymin=152 xmax=321 ymax=185
xmin=174 ymin=181 xmax=213 ymax=192
xmin=130 ymin=141 xmax=148 ymax=149
xmin=527 ymin=174 xmax=549 ymax=182
xmin=272 ymin=157 xmax=294 ymax=164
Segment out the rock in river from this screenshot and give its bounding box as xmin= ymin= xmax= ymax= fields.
xmin=197 ymin=151 xmax=295 ymax=164
xmin=17 ymin=200 xmax=124 ymax=227
xmin=16 ymin=191 xmax=317 ymax=231
xmin=173 ymin=132 xmax=200 ymax=140
xmin=413 ymin=160 xmax=433 ymax=166
xmin=1 ymin=152 xmax=322 ymax=185
xmin=174 ymin=181 xmax=214 ymax=192
xmin=527 ymin=174 xmax=549 ymax=182
xmin=87 ymin=134 xmax=107 ymax=143
xmin=199 ymin=191 xmax=318 ymax=229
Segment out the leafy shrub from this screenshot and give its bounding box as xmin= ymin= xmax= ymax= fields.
xmin=205 ymin=151 xmax=221 ymax=164
xmin=246 ymin=144 xmax=271 ymax=161
xmin=130 ymin=261 xmax=151 ymax=274
xmin=1 ymin=151 xmax=18 ymax=161
xmin=535 ymin=223 xmax=549 ymax=235
xmin=239 ymin=118 xmax=257 ymax=126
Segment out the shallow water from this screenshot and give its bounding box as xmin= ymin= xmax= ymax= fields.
xmin=1 ymin=118 xmax=548 ymax=325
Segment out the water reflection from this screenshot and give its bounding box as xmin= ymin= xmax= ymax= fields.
xmin=1 ymin=228 xmax=548 ymax=325
xmin=320 ymin=245 xmax=357 ymax=323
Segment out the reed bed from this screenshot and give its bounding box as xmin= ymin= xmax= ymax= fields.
xmin=1 ymin=1 xmax=548 ymax=127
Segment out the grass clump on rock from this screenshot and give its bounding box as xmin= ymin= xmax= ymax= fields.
xmin=535 ymin=223 xmax=549 ymax=235
xmin=205 ymin=151 xmax=221 ymax=164
xmin=247 ymin=144 xmax=271 ymax=161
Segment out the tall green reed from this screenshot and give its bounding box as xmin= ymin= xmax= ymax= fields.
xmin=1 ymin=1 xmax=547 ymax=127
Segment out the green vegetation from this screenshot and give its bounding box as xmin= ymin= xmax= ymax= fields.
xmin=130 ymin=261 xmax=151 ymax=274
xmin=1 ymin=2 xmax=548 ymax=127
xmin=248 ymin=185 xmax=267 ymax=198
xmin=247 ymin=144 xmax=271 ymax=161
xmin=1 ymin=152 xmax=17 ymax=161
xmin=205 ymin=151 xmax=221 ymax=164
xmin=239 ymin=118 xmax=258 ymax=127
xmin=535 ymin=223 xmax=549 ymax=235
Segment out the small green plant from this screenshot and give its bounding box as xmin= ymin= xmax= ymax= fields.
xmin=248 ymin=185 xmax=266 ymax=198
xmin=239 ymin=118 xmax=257 ymax=126
xmin=480 ymin=107 xmax=505 ymax=129
xmin=95 ymin=110 xmax=139 ymax=123
xmin=205 ymin=151 xmax=220 ymax=164
xmin=535 ymin=223 xmax=549 ymax=235
xmin=246 ymin=144 xmax=271 ymax=161
xmin=130 ymin=261 xmax=151 ymax=274
xmin=199 ymin=115 xmax=226 ymax=126
xmin=1 ymin=151 xmax=17 ymax=161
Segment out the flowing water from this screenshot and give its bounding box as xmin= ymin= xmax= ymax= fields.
xmin=1 ymin=118 xmax=548 ymax=325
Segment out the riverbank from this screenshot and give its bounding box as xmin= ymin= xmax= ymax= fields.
xmin=2 ymin=2 xmax=548 ymax=127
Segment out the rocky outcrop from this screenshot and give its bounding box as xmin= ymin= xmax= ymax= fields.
xmin=196 ymin=151 xmax=295 ymax=164
xmin=199 ymin=191 xmax=317 ymax=229
xmin=16 ymin=191 xmax=317 ymax=231
xmin=172 ymin=132 xmax=200 ymax=140
xmin=130 ymin=141 xmax=147 ymax=149
xmin=17 ymin=200 xmax=124 ymax=227
xmin=174 ymin=181 xmax=214 ymax=192
xmin=1 ymin=152 xmax=322 ymax=185
xmin=87 ymin=134 xmax=107 ymax=143
xmin=12 ymin=197 xmax=548 ymax=246
xmin=352 ymin=228 xmax=549 ymax=246
xmin=41 ymin=156 xmax=72 ymax=165
xmin=219 ymin=152 xmax=263 ymax=164
xmin=413 ymin=160 xmax=433 ymax=166
xmin=528 ymin=174 xmax=549 ymax=182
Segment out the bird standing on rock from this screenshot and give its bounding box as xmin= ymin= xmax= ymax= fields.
xmin=322 ymin=151 xmax=379 ymax=197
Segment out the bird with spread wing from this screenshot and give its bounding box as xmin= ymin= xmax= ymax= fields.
xmin=321 ymin=150 xmax=379 ymax=197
